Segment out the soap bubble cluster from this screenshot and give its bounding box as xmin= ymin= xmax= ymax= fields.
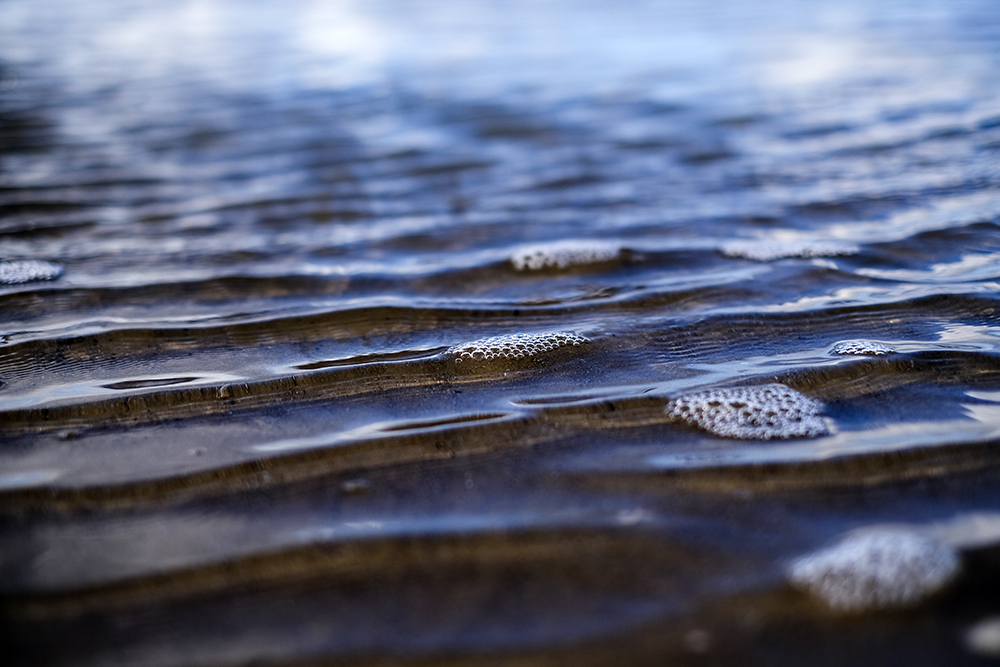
xmin=831 ymin=340 xmax=895 ymax=356
xmin=665 ymin=384 xmax=828 ymax=440
xmin=0 ymin=260 xmax=64 ymax=284
xmin=509 ymin=240 xmax=621 ymax=271
xmin=449 ymin=332 xmax=589 ymax=362
xmin=787 ymin=531 xmax=960 ymax=613
xmin=720 ymin=240 xmax=858 ymax=262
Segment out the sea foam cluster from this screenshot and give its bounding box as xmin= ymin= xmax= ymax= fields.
xmin=664 ymin=384 xmax=828 ymax=440
xmin=509 ymin=240 xmax=621 ymax=271
xmin=449 ymin=332 xmax=589 ymax=363
xmin=0 ymin=260 xmax=64 ymax=284
xmin=720 ymin=240 xmax=858 ymax=262
xmin=831 ymin=340 xmax=895 ymax=356
xmin=787 ymin=531 xmax=960 ymax=613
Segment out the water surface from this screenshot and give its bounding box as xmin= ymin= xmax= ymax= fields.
xmin=3 ymin=0 xmax=1000 ymax=664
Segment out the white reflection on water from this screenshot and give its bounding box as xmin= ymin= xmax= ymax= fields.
xmin=0 ymin=372 xmax=245 ymax=411
xmin=925 ymin=512 xmax=1000 ymax=549
xmin=290 ymin=505 xmax=618 ymax=545
xmin=2 ymin=0 xmax=986 ymax=104
xmin=935 ymin=323 xmax=1000 ymax=351
xmin=252 ymin=412 xmax=519 ymax=453
xmin=0 ymin=469 xmax=63 ymax=491
xmin=859 ymin=253 xmax=1000 ymax=283
xmin=855 ymin=512 xmax=1000 ymax=550
xmin=647 ymin=414 xmax=1000 ymax=472
xmin=822 ymin=191 xmax=1000 ymax=245
xmin=748 ymin=282 xmax=1000 ymax=314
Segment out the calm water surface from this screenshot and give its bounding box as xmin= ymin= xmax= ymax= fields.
xmin=2 ymin=1 xmax=1000 ymax=664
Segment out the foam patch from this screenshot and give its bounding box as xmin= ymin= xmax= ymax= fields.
xmin=664 ymin=384 xmax=828 ymax=440
xmin=720 ymin=240 xmax=858 ymax=262
xmin=509 ymin=241 xmax=621 ymax=271
xmin=0 ymin=260 xmax=64 ymax=284
xmin=787 ymin=531 xmax=960 ymax=613
xmin=449 ymin=332 xmax=589 ymax=362
xmin=831 ymin=340 xmax=895 ymax=356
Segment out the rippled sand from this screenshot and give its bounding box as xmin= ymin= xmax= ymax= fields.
xmin=3 ymin=0 xmax=1000 ymax=665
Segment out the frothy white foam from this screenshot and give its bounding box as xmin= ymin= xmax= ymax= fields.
xmin=449 ymin=332 xmax=589 ymax=362
xmin=0 ymin=260 xmax=64 ymax=284
xmin=787 ymin=531 xmax=960 ymax=612
xmin=831 ymin=340 xmax=895 ymax=356
xmin=665 ymin=384 xmax=828 ymax=440
xmin=721 ymin=240 xmax=858 ymax=262
xmin=509 ymin=240 xmax=621 ymax=271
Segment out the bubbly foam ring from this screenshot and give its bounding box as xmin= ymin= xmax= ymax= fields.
xmin=664 ymin=384 xmax=828 ymax=440
xmin=0 ymin=260 xmax=64 ymax=284
xmin=787 ymin=531 xmax=960 ymax=613
xmin=721 ymin=240 xmax=858 ymax=262
xmin=831 ymin=340 xmax=895 ymax=356
xmin=449 ymin=332 xmax=589 ymax=362
xmin=510 ymin=240 xmax=621 ymax=271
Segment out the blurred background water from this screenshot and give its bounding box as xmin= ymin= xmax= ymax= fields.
xmin=2 ymin=1 xmax=1000 ymax=665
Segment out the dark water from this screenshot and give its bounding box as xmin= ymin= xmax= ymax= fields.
xmin=3 ymin=0 xmax=1000 ymax=664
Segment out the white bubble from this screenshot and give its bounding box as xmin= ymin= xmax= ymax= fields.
xmin=831 ymin=340 xmax=895 ymax=356
xmin=787 ymin=531 xmax=960 ymax=613
xmin=665 ymin=384 xmax=828 ymax=440
xmin=509 ymin=240 xmax=621 ymax=271
xmin=721 ymin=240 xmax=858 ymax=262
xmin=0 ymin=260 xmax=64 ymax=284
xmin=448 ymin=331 xmax=589 ymax=362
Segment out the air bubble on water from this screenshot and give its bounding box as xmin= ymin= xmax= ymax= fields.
xmin=448 ymin=332 xmax=589 ymax=362
xmin=340 ymin=479 xmax=371 ymax=495
xmin=0 ymin=469 xmax=64 ymax=490
xmin=831 ymin=340 xmax=895 ymax=356
xmin=720 ymin=240 xmax=858 ymax=262
xmin=787 ymin=531 xmax=960 ymax=613
xmin=509 ymin=240 xmax=622 ymax=271
xmin=664 ymin=384 xmax=828 ymax=440
xmin=0 ymin=260 xmax=64 ymax=284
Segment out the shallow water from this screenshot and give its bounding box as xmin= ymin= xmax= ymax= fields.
xmin=2 ymin=0 xmax=1000 ymax=664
